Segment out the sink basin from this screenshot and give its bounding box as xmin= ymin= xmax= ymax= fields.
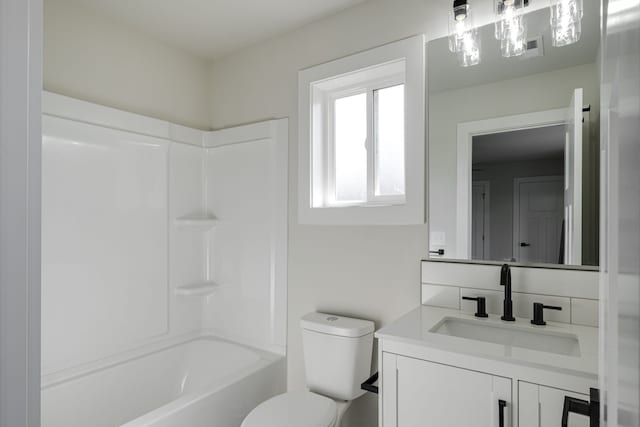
xmin=430 ymin=317 xmax=581 ymax=357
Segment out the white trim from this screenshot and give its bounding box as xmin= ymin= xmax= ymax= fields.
xmin=204 ymin=120 xmax=280 ymax=148
xmin=298 ymin=35 xmax=425 ymax=225
xmin=456 ymin=108 xmax=566 ymax=259
xmin=565 ymin=88 xmax=584 ymax=265
xmin=512 ymin=176 xmax=564 ymax=263
xmin=472 ymin=180 xmax=491 ymax=260
xmin=0 ymin=0 xmax=42 ymax=425
xmin=43 ymin=91 xmax=292 ymax=153
xmin=43 ymin=91 xmax=205 ymax=146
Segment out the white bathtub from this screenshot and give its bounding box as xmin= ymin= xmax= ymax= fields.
xmin=41 ymin=336 xmax=286 ymax=427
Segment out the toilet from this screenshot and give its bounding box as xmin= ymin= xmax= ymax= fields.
xmin=241 ymin=312 xmax=375 ymax=427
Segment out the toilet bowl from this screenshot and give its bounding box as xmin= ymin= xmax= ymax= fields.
xmin=241 ymin=312 xmax=374 ymax=427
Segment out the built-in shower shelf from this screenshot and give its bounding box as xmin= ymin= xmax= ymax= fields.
xmin=174 ymin=282 xmax=220 ymax=297
xmin=174 ymin=215 xmax=218 ymax=230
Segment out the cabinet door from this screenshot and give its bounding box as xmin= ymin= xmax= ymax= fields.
xmin=519 ymin=382 xmax=590 ymax=427
xmin=396 ymin=356 xmax=512 ymax=427
xmin=540 ymin=386 xmax=590 ymax=427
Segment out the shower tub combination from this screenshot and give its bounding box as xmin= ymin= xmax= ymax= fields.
xmin=41 ymin=336 xmax=285 ymax=427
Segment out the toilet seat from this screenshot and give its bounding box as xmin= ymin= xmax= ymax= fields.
xmin=241 ymin=391 xmax=337 ymax=427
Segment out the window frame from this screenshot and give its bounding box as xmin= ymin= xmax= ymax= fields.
xmin=298 ymin=35 xmax=426 ymax=225
xmin=324 ymin=74 xmax=406 ymax=208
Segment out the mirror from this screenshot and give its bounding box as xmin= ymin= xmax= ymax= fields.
xmin=427 ymin=3 xmax=600 ymax=267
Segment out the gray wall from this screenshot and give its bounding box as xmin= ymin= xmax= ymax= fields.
xmin=473 ymin=158 xmax=564 ymax=261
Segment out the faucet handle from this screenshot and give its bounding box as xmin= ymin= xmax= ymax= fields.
xmin=531 ymin=302 xmax=562 ymax=325
xmin=500 ymin=263 xmax=511 ymax=287
xmin=462 ymin=296 xmax=489 ymax=318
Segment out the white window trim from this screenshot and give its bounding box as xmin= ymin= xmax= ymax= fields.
xmin=298 ymin=35 xmax=426 ymax=225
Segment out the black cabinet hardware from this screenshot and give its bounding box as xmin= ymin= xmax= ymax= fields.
xmin=361 ymin=372 xmax=378 ymax=394
xmin=429 ymin=249 xmax=445 ymax=256
xmin=462 ymin=296 xmax=488 ymax=318
xmin=531 ymin=302 xmax=562 ymax=325
xmin=519 ymin=242 xmax=531 ymax=247
xmin=498 ymin=400 xmax=507 ymax=427
xmin=562 ymin=388 xmax=599 ymax=427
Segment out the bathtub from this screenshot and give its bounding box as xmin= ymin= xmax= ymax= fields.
xmin=41 ymin=335 xmax=286 ymax=427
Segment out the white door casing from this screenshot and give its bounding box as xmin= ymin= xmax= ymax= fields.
xmin=0 ymin=0 xmax=43 ymax=426
xmin=564 ymin=88 xmax=584 ymax=265
xmin=472 ymin=181 xmax=491 ymax=260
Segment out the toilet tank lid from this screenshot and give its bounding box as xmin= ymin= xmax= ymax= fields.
xmin=300 ymin=312 xmax=374 ymax=338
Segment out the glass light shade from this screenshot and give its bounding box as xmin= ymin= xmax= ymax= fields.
xmin=449 ymin=1 xmax=473 ymax=53
xmin=456 ymin=28 xmax=482 ymax=67
xmin=499 ymin=16 xmax=527 ymax=56
xmin=495 ymin=0 xmax=527 ymax=57
xmin=550 ymin=0 xmax=583 ymax=46
xmin=448 ymin=0 xmax=481 ymax=66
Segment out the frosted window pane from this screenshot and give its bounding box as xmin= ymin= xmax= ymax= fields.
xmin=334 ymin=93 xmax=367 ymax=202
xmin=375 ymin=84 xmax=405 ymax=196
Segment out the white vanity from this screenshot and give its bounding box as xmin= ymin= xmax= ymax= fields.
xmin=376 ymin=306 xmax=598 ymax=427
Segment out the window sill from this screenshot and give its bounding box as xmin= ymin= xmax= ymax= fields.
xmin=318 ymin=200 xmax=407 ymax=209
xmin=299 ymin=200 xmax=424 ymax=225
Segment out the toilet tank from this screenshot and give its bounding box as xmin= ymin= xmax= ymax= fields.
xmin=300 ymin=312 xmax=374 ymax=401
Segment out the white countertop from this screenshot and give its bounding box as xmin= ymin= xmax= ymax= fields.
xmin=375 ymin=306 xmax=598 ymax=378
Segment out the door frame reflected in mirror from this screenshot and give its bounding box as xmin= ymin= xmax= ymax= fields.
xmin=455 ymin=107 xmax=568 ymax=260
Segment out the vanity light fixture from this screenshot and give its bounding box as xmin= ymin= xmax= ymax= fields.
xmin=550 ymin=0 xmax=583 ymax=46
xmin=494 ymin=0 xmax=529 ymax=57
xmin=448 ymin=0 xmax=481 ymax=67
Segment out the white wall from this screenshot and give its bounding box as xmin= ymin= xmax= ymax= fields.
xmin=206 ymin=1 xmax=450 ymax=425
xmin=429 ymin=62 xmax=600 ymax=260
xmin=44 ymin=0 xmax=210 ymax=130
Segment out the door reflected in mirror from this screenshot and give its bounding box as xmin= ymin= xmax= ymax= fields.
xmin=428 ymin=4 xmax=600 ymax=268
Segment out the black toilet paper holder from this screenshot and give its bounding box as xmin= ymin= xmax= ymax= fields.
xmin=361 ymin=372 xmax=379 ymax=394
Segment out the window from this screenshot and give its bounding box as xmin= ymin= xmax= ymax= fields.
xmin=298 ymin=35 xmax=425 ymax=224
xmin=323 ymin=67 xmax=406 ymax=207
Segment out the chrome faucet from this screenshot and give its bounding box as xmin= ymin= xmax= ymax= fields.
xmin=500 ymin=264 xmax=515 ymax=321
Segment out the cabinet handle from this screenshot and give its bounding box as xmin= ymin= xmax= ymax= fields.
xmin=498 ymin=399 xmax=507 ymax=427
xmin=561 ymin=388 xmax=600 ymax=427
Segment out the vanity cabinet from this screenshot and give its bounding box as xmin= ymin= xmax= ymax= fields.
xmin=376 ymin=307 xmax=598 ymax=427
xmin=382 ymin=353 xmax=512 ymax=427
xmin=519 ymin=382 xmax=590 ymax=427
